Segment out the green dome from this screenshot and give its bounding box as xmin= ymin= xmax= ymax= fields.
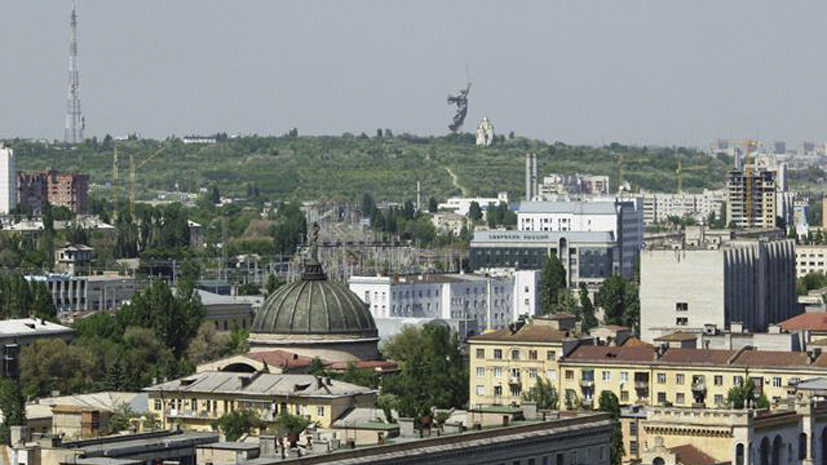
xmin=252 ymin=265 xmax=377 ymax=338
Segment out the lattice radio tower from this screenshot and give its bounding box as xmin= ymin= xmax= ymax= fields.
xmin=64 ymin=0 xmax=85 ymax=144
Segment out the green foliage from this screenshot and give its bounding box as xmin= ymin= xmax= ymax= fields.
xmin=271 ymin=202 xmax=307 ymax=256
xmin=272 ymin=410 xmax=311 ymax=437
xmin=467 ymin=201 xmax=483 ymax=223
xmin=540 ymin=254 xmax=567 ymax=314
xmin=266 ymin=274 xmax=285 ymax=296
xmin=485 ymin=202 xmax=517 ymax=228
xmin=0 ymin=273 xmax=57 ymax=320
xmin=0 ymin=379 xmax=25 ymax=444
xmin=578 ymin=284 xmax=599 ymax=332
xmin=381 ymin=325 xmax=467 ymax=419
xmin=597 ymin=275 xmax=639 ymax=331
xmin=116 ymin=280 xmax=205 ymax=357
xmin=108 ymin=403 xmax=137 ymax=434
xmin=428 ymin=197 xmax=438 ymax=213
xmin=521 ymin=377 xmax=558 ymax=410
xmin=20 ymin=339 xmax=98 ymax=397
xmin=212 ymin=409 xmax=264 ymax=441
xmin=185 ymin=323 xmax=236 ymax=365
xmin=726 ymin=378 xmax=770 ymax=409
xmin=797 ymin=272 xmax=827 ymax=295
xmin=598 ymin=391 xmax=624 ymax=465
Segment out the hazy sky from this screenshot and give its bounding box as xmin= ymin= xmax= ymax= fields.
xmin=2 ymin=0 xmax=827 ymax=146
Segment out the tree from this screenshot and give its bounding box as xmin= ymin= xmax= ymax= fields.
xmin=266 ymin=274 xmax=285 ymax=296
xmin=20 ymin=339 xmax=97 ymax=397
xmin=273 ymin=411 xmax=312 ymax=446
xmin=185 ymin=322 xmax=234 ymax=365
xmin=31 ymin=281 xmax=57 ymax=322
xmin=726 ymin=378 xmax=770 ymax=410
xmin=578 ymin=284 xmax=598 ymax=332
xmin=467 ymin=201 xmax=483 ymax=223
xmin=521 ymin=377 xmax=558 ymax=410
xmin=108 ymin=403 xmax=137 ymax=434
xmin=554 ymin=288 xmax=578 ymax=314
xmin=271 ymin=202 xmax=307 ymax=256
xmin=428 ymin=197 xmax=438 ymax=213
xmin=212 ymin=409 xmax=264 ymax=441
xmin=540 ymin=254 xmax=567 ymax=314
xmin=597 ymin=275 xmax=639 ymax=330
xmin=0 ymin=379 xmax=25 ymax=444
xmin=598 ymin=391 xmax=624 ymax=465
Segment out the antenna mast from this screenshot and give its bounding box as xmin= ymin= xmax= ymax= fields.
xmin=64 ymin=0 xmax=85 ymax=144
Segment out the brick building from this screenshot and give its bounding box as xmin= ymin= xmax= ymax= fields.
xmin=18 ymin=171 xmax=88 ymax=214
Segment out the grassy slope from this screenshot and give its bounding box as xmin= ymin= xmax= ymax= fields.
xmin=5 ymin=135 xmax=732 ymax=203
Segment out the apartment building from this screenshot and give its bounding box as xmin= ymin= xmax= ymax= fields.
xmin=26 ymin=273 xmax=145 ymax=314
xmin=795 ymin=244 xmax=827 ymax=278
xmin=640 ymin=189 xmax=727 ymax=225
xmin=557 ymin=344 xmax=827 ymax=411
xmin=640 ymin=238 xmax=798 ymax=342
xmin=145 ymin=371 xmax=376 ymax=431
xmin=727 ymin=167 xmax=777 ymax=229
xmin=18 ymin=170 xmax=89 ymax=214
xmin=537 ymin=173 xmax=610 ymax=197
xmin=468 ymin=315 xmax=589 ymax=408
xmin=0 ymin=145 xmax=17 ymax=214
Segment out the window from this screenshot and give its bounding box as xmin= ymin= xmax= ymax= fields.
xmin=476 ymin=386 xmax=485 ymax=395
xmin=494 ymin=349 xmax=503 ymax=360
xmin=630 ymin=440 xmax=639 ymax=455
xmin=657 ymin=373 xmax=666 ymax=384
xmin=620 ymin=391 xmax=629 ymax=402
xmin=676 ymin=302 xmax=688 ymax=311
xmin=657 ymin=392 xmax=667 ymax=404
xmin=676 ymin=393 xmax=685 ymax=404
xmin=510 ymin=385 xmax=521 ymax=397
xmin=511 ymin=350 xmax=520 ymax=360
xmin=317 ymin=406 xmax=325 ymax=417
xmin=546 ymin=350 xmax=556 ymax=361
xmin=602 ymin=371 xmax=611 ymax=381
xmin=773 ymin=377 xmax=782 ymax=387
xmin=620 ymin=372 xmax=628 ymax=383
xmin=676 ymin=374 xmax=685 ymax=385
xmin=734 ymin=376 xmax=743 ymax=386
xmin=494 ymin=386 xmax=502 ymax=396
xmin=154 ymin=399 xmax=162 ymax=410
xmin=676 ymin=317 xmax=688 ymax=326
xmin=565 ymin=370 xmax=574 ymax=380
xmin=511 ymin=368 xmax=520 ymax=378
xmin=494 ymin=367 xmax=503 ymax=377
xmin=714 ymin=394 xmax=724 ymax=405
xmin=714 ymin=375 xmax=723 ymax=386
xmin=545 ymin=369 xmax=556 ymax=380
xmin=529 ymin=369 xmax=538 ymax=379
xmin=629 ymin=421 xmax=638 ymax=435
xmin=476 ymin=348 xmax=485 ymax=358
xmin=476 ymin=367 xmax=485 ymax=377
xmin=529 ymin=350 xmax=538 ymax=360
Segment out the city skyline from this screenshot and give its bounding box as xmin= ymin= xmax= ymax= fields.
xmin=2 ymin=1 xmax=827 ymax=146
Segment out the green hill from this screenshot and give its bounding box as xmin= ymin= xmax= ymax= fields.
xmin=4 ymin=134 xmax=732 ymax=203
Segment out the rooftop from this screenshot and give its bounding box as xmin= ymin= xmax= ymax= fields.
xmin=469 ymin=323 xmax=575 ymax=344
xmin=779 ymin=313 xmax=827 ymax=332
xmin=669 ymin=444 xmax=720 ymax=465
xmin=654 ymin=331 xmax=698 ymax=342
xmin=0 ymin=318 xmax=74 ymax=338
xmin=517 ymin=200 xmax=618 ymax=215
xmin=144 ymin=371 xmax=376 ymax=399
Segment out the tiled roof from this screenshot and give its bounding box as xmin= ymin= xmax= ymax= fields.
xmin=245 ymin=350 xmax=316 ymax=369
xmin=654 ymin=331 xmax=698 ymax=342
xmin=145 ymin=371 xmax=375 ymax=398
xmin=658 ymin=348 xmax=737 ymax=366
xmin=669 ymin=444 xmax=720 ymax=465
xmin=729 ymin=350 xmax=811 ymax=369
xmin=620 ymin=337 xmax=653 ymax=349
xmin=779 ymin=313 xmax=827 ymax=332
xmin=469 ymin=324 xmax=573 ymax=343
xmin=564 ymin=346 xmax=656 ymax=364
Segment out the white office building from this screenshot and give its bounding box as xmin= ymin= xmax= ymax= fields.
xmin=438 ymin=192 xmax=509 ymax=217
xmin=641 ymin=189 xmax=727 ymax=225
xmin=0 ymin=145 xmax=17 ymax=214
xmin=349 ymin=270 xmax=540 ymax=336
xmin=516 ymin=198 xmax=643 ymax=279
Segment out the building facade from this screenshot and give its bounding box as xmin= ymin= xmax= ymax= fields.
xmin=796 ymin=245 xmax=827 ymax=278
xmin=0 ymin=145 xmax=17 ymax=215
xmin=727 ymin=168 xmax=777 ymax=229
xmin=537 ymin=173 xmax=611 ymax=197
xmin=641 ymin=189 xmax=727 ymax=225
xmin=437 ymin=192 xmax=509 ymax=217
xmin=17 ymin=171 xmax=89 ymax=214
xmin=349 ymin=270 xmax=539 ymax=334
xmin=640 ymin=239 xmax=798 ymax=342
xmin=26 ymin=273 xmax=145 ymax=314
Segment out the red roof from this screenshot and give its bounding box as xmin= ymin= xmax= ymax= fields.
xmin=779 ymin=313 xmax=827 ymax=332
xmin=246 ymin=350 xmax=315 ymax=369
xmin=327 ymin=360 xmax=399 ymax=373
xmin=669 ymin=444 xmax=720 ymax=465
xmin=565 ymin=346 xmax=656 ymax=364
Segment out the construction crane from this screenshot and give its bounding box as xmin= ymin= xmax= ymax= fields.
xmin=675 ymin=159 xmax=707 ymax=193
xmin=112 ymin=148 xmax=120 ymax=221
xmin=128 ymin=146 xmax=167 ymax=217
xmin=742 ymin=140 xmax=762 ymax=228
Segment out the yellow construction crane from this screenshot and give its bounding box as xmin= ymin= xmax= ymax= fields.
xmin=128 ymin=146 xmax=167 ymax=217
xmin=742 ymin=140 xmax=762 ymax=228
xmin=675 ymin=159 xmax=707 ymax=193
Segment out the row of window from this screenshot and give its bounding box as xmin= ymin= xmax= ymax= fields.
xmin=475 ymin=366 xmax=555 ymax=379
xmin=154 ymin=398 xmax=325 ymax=417
xmin=565 ymin=370 xmax=783 ymax=388
xmin=476 ymin=348 xmax=557 ymax=361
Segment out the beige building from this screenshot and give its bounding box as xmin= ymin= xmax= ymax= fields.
xmin=727 ymin=167 xmax=777 ymax=230
xmin=640 ymin=238 xmax=798 ymax=342
xmin=145 ymin=371 xmax=376 ymax=431
xmin=796 ymin=244 xmax=827 ymax=278
xmin=467 ymin=314 xmax=588 ymax=408
xmin=558 ymin=345 xmax=827 ymax=411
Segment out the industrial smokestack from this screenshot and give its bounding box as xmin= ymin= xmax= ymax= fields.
xmin=532 ymin=153 xmax=538 ymax=199
xmin=525 ymin=153 xmax=532 ymax=201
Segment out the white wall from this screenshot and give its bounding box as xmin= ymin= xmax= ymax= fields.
xmin=0 ymin=147 xmax=17 ymax=214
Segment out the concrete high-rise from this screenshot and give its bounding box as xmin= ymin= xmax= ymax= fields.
xmin=0 ymin=146 xmax=17 ymax=214
xmin=726 ymin=168 xmax=777 ymax=229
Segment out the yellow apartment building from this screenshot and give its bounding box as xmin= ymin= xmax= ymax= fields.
xmin=558 ymin=345 xmax=827 ymax=410
xmin=144 ymin=371 xmax=377 ymax=431
xmin=468 ymin=314 xmax=589 ymax=407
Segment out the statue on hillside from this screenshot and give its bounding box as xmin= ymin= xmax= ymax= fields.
xmin=447 ymin=82 xmax=471 ymax=132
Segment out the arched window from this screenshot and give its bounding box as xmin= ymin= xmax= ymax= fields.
xmin=736 ymin=443 xmax=745 ymax=465
xmin=800 ymin=433 xmax=808 ymax=460
xmin=652 ymin=458 xmax=665 ymax=465
xmin=760 ymin=437 xmax=771 ymax=465
xmin=772 ymin=435 xmax=783 ymax=465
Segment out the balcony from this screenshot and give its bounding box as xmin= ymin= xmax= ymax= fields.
xmin=508 ymin=376 xmax=521 ymax=386
xmin=580 ymin=378 xmax=595 ymax=388
xmin=634 ymin=380 xmax=649 ymax=390
xmin=691 ymin=382 xmax=706 ymax=393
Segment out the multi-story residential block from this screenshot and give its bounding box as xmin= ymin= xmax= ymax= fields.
xmin=727 ymin=167 xmax=777 ymax=229
xmin=640 ymin=189 xmax=727 ymax=225
xmin=0 ymin=145 xmax=17 ymax=214
xmin=795 ymin=244 xmax=827 ymax=277
xmin=349 ymin=271 xmax=539 ymax=334
xmin=470 ymin=230 xmax=620 ymax=293
xmin=516 ymin=199 xmax=643 ymax=278
xmin=17 ymin=170 xmax=88 ymax=214
xmin=145 ymin=371 xmax=377 ymax=430
xmin=558 ymin=344 xmax=827 ymax=411
xmin=54 ymin=244 xmax=93 ymax=275
xmin=537 ymin=173 xmax=611 ymax=197
xmin=640 ymin=237 xmax=798 ymax=342
xmin=468 ymin=315 xmax=588 ymax=408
